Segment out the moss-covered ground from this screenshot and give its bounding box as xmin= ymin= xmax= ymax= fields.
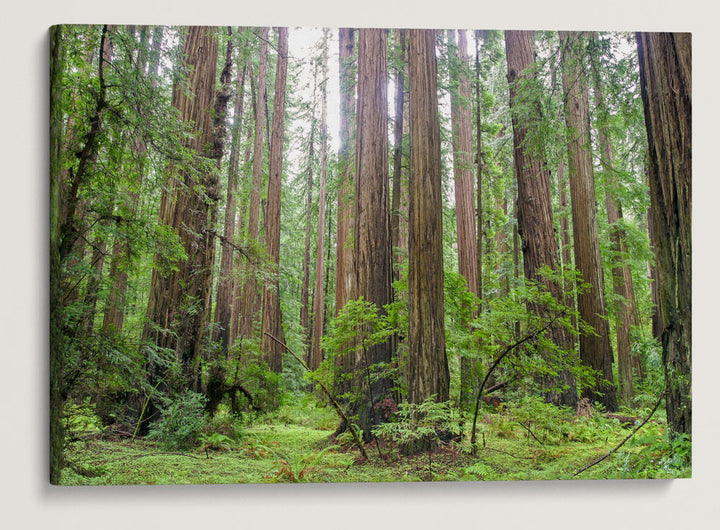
xmin=59 ymin=396 xmax=690 ymax=486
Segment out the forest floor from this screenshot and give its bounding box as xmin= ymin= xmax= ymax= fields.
xmin=60 ymin=396 xmax=690 ymax=485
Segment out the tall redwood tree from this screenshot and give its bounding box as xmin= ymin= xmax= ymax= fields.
xmin=407 ymin=28 xmax=450 ymax=406
xmin=636 ymin=31 xmax=691 ymax=437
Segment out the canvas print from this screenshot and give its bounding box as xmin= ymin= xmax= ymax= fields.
xmin=49 ymin=25 xmax=691 ymax=485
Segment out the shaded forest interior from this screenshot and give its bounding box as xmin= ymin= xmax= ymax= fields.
xmin=49 ymin=26 xmax=691 ymax=484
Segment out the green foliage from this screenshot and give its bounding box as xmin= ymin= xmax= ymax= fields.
xmin=512 ymin=396 xmax=574 ymax=445
xmin=372 ymin=397 xmax=461 ymax=451
xmin=270 ymin=444 xmax=341 ymax=483
xmin=146 ymin=390 xmax=208 ymax=450
xmin=197 ymin=432 xmax=235 ymax=452
xmin=238 ymin=358 xmax=283 ymax=412
xmin=317 ymin=297 xmax=399 ymax=397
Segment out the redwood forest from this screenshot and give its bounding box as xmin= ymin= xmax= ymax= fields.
xmin=49 ymin=25 xmax=691 ymax=484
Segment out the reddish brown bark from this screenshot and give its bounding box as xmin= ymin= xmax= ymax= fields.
xmin=505 ymin=30 xmax=577 ymax=407
xmin=214 ymin=39 xmax=246 ymax=356
xmin=141 ymin=26 xmax=220 ymax=412
xmin=636 ymin=32 xmax=692 ymax=437
xmin=351 ymin=28 xmax=394 ymax=438
xmin=407 ymin=29 xmax=449 ymax=405
xmin=310 ymin=31 xmax=330 ymax=371
xmin=239 ymin=27 xmax=269 ymax=342
xmin=560 ymin=31 xmax=617 ymax=411
xmin=260 ymin=27 xmax=289 ymax=374
xmin=335 ymin=28 xmax=356 ymax=316
xmin=391 ymin=29 xmax=406 ymax=278
xmin=591 ymin=42 xmax=640 ymax=403
xmin=449 ymin=29 xmax=480 ymax=409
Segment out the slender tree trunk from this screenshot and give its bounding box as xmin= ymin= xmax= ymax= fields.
xmin=300 ymin=126 xmax=315 ymax=353
xmin=560 ymin=31 xmax=617 ymax=412
xmin=556 ymin=157 xmax=578 ymax=338
xmin=474 ymin=31 xmax=484 ymax=304
xmin=505 ymin=30 xmax=577 ymax=408
xmin=310 ymin=31 xmax=330 ymax=371
xmin=261 ymin=27 xmax=289 ymax=374
xmin=335 ymin=28 xmax=355 ymax=315
xmin=239 ymin=27 xmax=269 ymax=342
xmin=334 ymin=28 xmax=356 ymax=397
xmin=102 ymin=26 xmax=163 ymax=337
xmin=351 ymin=28 xmax=394 ymax=440
xmin=495 ymin=197 xmax=510 ymax=296
xmin=647 ymin=202 xmax=664 ymax=344
xmin=229 ymin=77 xmax=256 ymax=348
xmin=391 ymin=29 xmax=406 ymax=279
xmin=214 ymin=57 xmax=247 ymax=356
xmin=81 ymin=237 xmax=107 ymax=334
xmin=203 ymin=31 xmax=237 ymax=415
xmin=448 ymin=29 xmax=479 ymax=410
xmin=407 ymin=28 xmax=449 ymax=406
xmin=636 ymin=31 xmax=692 ymax=437
xmin=591 ymin=42 xmax=639 ymax=404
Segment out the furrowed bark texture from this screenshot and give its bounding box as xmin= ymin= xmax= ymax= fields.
xmin=300 ymin=124 xmax=315 ymax=351
xmin=140 ymin=26 xmax=219 ymax=424
xmin=407 ymin=28 xmax=450 ymax=405
xmin=335 ymin=28 xmax=356 ymax=315
xmin=261 ymin=27 xmax=289 ymax=374
xmin=310 ymin=31 xmax=330 ymax=371
xmin=214 ymin=55 xmax=247 ymax=356
xmin=352 ymin=28 xmax=394 ymax=439
xmin=591 ymin=39 xmax=640 ymax=403
xmin=449 ymin=29 xmax=479 ymax=409
xmin=334 ymin=28 xmax=356 ymax=396
xmin=560 ymin=31 xmax=617 ymax=412
xmin=239 ymin=27 xmax=269 ymax=341
xmin=391 ymin=29 xmax=406 ymax=277
xmin=205 ymin=33 xmax=237 ymax=415
xmin=505 ymin=30 xmax=577 ymax=408
xmin=636 ymin=32 xmax=691 ymax=436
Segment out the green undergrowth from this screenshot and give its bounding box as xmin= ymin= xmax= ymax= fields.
xmin=60 ymin=395 xmax=690 ymax=486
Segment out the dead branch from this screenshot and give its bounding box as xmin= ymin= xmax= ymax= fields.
xmin=263 ymin=332 xmax=368 ymax=460
xmin=574 ymin=390 xmax=666 ymax=477
xmin=517 ymin=421 xmax=544 ymax=446
xmin=470 ymin=312 xmax=563 ymax=454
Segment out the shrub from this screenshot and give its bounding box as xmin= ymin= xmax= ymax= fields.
xmin=147 ymin=390 xmax=208 ymax=450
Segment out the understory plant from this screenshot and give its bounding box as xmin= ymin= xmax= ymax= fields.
xmin=146 ymin=390 xmax=208 ymax=450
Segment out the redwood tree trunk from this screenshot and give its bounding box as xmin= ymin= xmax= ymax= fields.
xmin=214 ymin=55 xmax=247 ymax=356
xmin=260 ymin=27 xmax=289 ymax=374
xmin=139 ymin=26 xmax=219 ymax=427
xmin=310 ymin=31 xmax=330 ymax=371
xmin=449 ymin=29 xmax=479 ymax=409
xmin=239 ymin=27 xmax=269 ymax=342
xmin=505 ymin=30 xmax=577 ymax=408
xmin=334 ymin=28 xmax=356 ymax=396
xmin=636 ymin=31 xmax=692 ymax=437
xmin=591 ymin=42 xmax=639 ymax=404
xmin=407 ymin=28 xmax=450 ymax=406
xmin=335 ymin=28 xmax=356 ymax=315
xmin=391 ymin=29 xmax=406 ymax=278
xmin=300 ymin=126 xmax=315 ymax=352
xmin=351 ymin=28 xmax=394 ymax=439
xmin=560 ymin=31 xmax=617 ymax=412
